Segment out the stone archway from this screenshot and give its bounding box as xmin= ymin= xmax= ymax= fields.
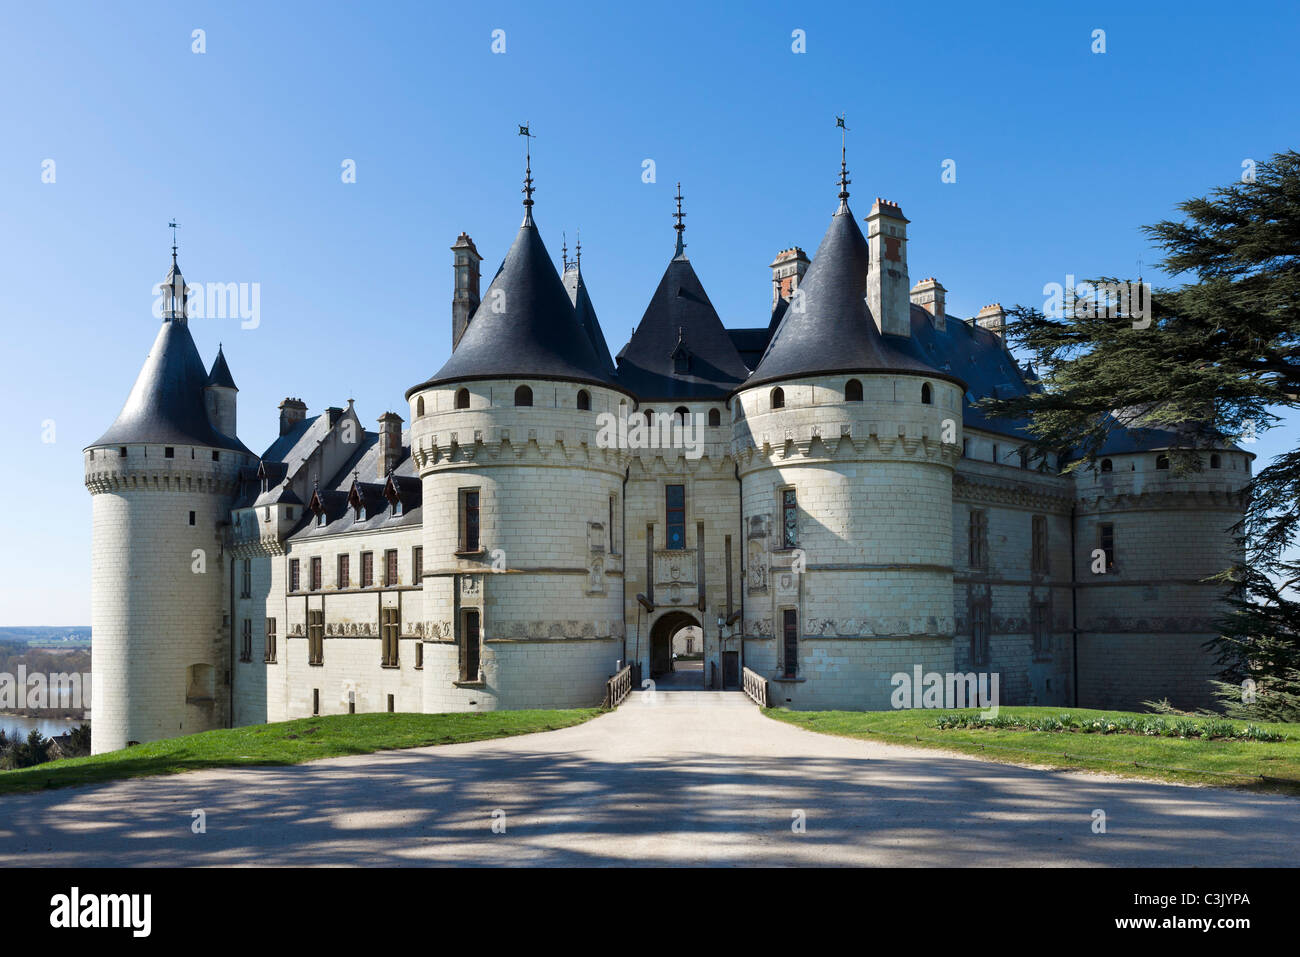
xmin=648 ymin=610 xmax=701 ymax=680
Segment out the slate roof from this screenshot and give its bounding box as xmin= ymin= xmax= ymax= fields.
xmin=614 ymin=252 xmax=752 ymax=400
xmin=89 ymin=318 xmax=251 ymax=453
xmin=407 ymin=218 xmax=619 ymax=396
xmin=207 ymin=346 xmax=238 ymax=389
xmin=747 ymin=204 xmax=957 ymax=390
xmin=564 ymin=265 xmax=616 ymax=376
xmin=285 ymin=429 xmax=421 ymax=540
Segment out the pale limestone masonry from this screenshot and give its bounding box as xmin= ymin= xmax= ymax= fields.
xmin=88 ymin=200 xmax=1251 ymax=753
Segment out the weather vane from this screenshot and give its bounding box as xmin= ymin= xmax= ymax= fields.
xmin=519 ymin=123 xmax=535 ymax=210
xmin=168 ymin=219 xmax=181 ymax=259
xmin=836 ymin=114 xmax=851 ymax=203
xmin=673 ymin=182 xmax=686 ymax=256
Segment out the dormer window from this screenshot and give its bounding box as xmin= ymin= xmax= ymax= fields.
xmin=164 ymin=447 xmax=175 ymax=459
xmin=771 ymin=387 xmax=785 ymax=409
xmin=1100 ymin=458 xmax=1113 ymax=472
xmin=921 ymin=382 xmax=933 ymax=405
xmin=577 ymin=389 xmax=591 ymax=411
xmin=317 ymin=510 xmax=326 ymax=527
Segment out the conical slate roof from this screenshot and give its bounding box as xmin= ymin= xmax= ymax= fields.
xmin=615 ymin=253 xmax=751 ymax=400
xmin=566 ymin=266 xmax=616 ymax=376
xmin=746 ymin=204 xmax=956 ymax=389
xmin=207 ymin=345 xmax=238 ymax=389
xmin=407 ymin=219 xmax=618 ymax=394
xmin=88 ymin=319 xmax=250 ymax=452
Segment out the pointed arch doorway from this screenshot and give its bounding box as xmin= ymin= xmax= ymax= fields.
xmin=648 ymin=610 xmax=704 ymax=689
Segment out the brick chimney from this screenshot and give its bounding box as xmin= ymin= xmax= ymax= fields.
xmin=377 ymin=412 xmax=403 ymax=478
xmin=769 ymin=247 xmax=810 ymax=310
xmin=910 ymin=277 xmax=947 ymax=332
xmin=278 ymin=397 xmax=307 ymax=436
xmin=866 ymin=198 xmax=911 ymax=338
xmin=976 ymin=303 xmax=1006 ymax=338
xmin=451 ymin=233 xmax=482 ymax=350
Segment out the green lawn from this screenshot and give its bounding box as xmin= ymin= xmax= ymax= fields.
xmin=765 ymin=706 xmax=1300 ymax=795
xmin=0 ymin=709 xmax=600 ymax=796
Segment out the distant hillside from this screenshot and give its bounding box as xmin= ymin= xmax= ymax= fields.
xmin=0 ymin=627 xmax=91 ymax=646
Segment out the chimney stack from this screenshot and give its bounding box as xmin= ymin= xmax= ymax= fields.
xmin=976 ymin=303 xmax=1006 ymax=338
xmin=278 ymin=397 xmax=307 ymax=436
xmin=769 ymin=247 xmax=810 ymax=310
xmin=866 ymin=198 xmax=911 ymax=338
xmin=910 ymin=277 xmax=947 ymax=332
xmin=377 ymin=412 xmax=403 ymax=478
xmin=451 ymin=232 xmax=483 ymax=350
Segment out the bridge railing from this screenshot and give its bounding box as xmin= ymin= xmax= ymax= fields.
xmin=603 ymin=665 xmax=633 ymax=709
xmin=742 ymin=666 xmax=769 ymax=708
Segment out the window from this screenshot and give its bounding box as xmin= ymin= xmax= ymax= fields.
xmin=381 ymin=606 xmax=400 ymax=667
xmin=264 ymin=617 xmax=277 ymax=663
xmin=165 ymin=447 xmax=175 ymax=458
xmin=416 ymin=396 xmax=425 ymax=416
xmin=289 ymin=558 xmax=301 ymax=593
xmin=970 ymin=599 xmax=990 ymax=666
xmin=608 ymin=496 xmax=615 ymax=553
xmin=1099 ymin=523 xmax=1116 ymax=570
xmin=387 ymin=694 xmax=395 ymax=713
xmin=514 ymin=385 xmax=532 ymax=407
xmin=415 ymin=641 xmax=423 ymax=669
xmin=384 ymin=549 xmax=398 ymax=587
xmin=462 ymin=609 xmax=482 ymax=681
xmin=316 ymin=508 xmax=327 ymax=527
xmin=577 ymin=389 xmax=591 ymax=411
xmin=643 ymin=408 xmax=655 ymax=424
xmin=188 ymin=511 xmax=196 ymax=526
xmin=312 ymin=688 xmax=320 ymax=715
xmin=361 ymin=551 xmax=374 ymax=587
xmin=460 ymin=489 xmax=481 ymax=552
xmin=1031 ymin=515 xmax=1049 ymax=575
xmin=1211 ymin=453 xmax=1222 ymax=469
xmin=781 ymin=488 xmax=798 ymax=548
xmin=968 ymin=509 xmax=989 ymax=570
xmin=992 ymin=443 xmax=1000 ymax=464
xmin=921 ymin=382 xmax=932 ymax=405
xmin=240 ymin=619 xmax=252 ymax=662
xmin=412 ymin=546 xmax=423 ymax=584
xmin=240 ymin=559 xmax=251 ymax=598
xmin=307 ymin=609 xmax=324 ymax=665
xmin=212 ymin=450 xmax=220 ymax=461
xmin=771 ymin=387 xmax=785 ymax=409
xmin=665 ymin=485 xmax=686 ymax=549
xmin=119 ymin=447 xmax=127 ymax=457
xmin=845 ymin=378 xmax=863 ymax=402
xmin=455 ymin=388 xmax=470 ymax=409
xmin=1155 ymin=454 xmax=1170 ymax=470
xmin=337 ymin=553 xmax=350 ymax=589
xmin=962 ymin=438 xmax=970 ymax=458
xmin=708 ymin=408 xmax=721 ymax=427
xmin=782 ymin=609 xmax=798 ymax=678
xmin=1100 ymin=458 xmax=1113 ymax=473
xmin=310 ymin=556 xmax=322 ymax=591
xmin=1031 ymin=602 xmax=1051 ymax=659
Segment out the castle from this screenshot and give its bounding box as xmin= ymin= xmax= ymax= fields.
xmin=83 ymin=154 xmax=1250 ymax=754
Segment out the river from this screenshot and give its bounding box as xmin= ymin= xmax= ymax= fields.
xmin=0 ymin=715 xmax=88 ymax=740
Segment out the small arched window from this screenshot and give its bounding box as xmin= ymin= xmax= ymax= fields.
xmin=771 ymin=387 xmax=785 ymax=409
xmin=514 ymin=385 xmax=532 ymax=407
xmin=1100 ymin=458 xmax=1113 ymax=473
xmin=1155 ymin=454 xmax=1170 ymax=470
xmin=1210 ymin=453 xmax=1221 ymax=469
xmin=416 ymin=396 xmax=426 ymax=416
xmin=845 ymin=379 xmax=863 ymax=402
xmin=577 ymin=390 xmax=591 ymax=411
xmin=674 ymin=406 xmax=689 ymax=424
xmin=921 ymin=382 xmax=933 ymax=405
xmin=708 ymin=408 xmax=721 ymax=427
xmin=455 ymin=388 xmax=470 ymax=410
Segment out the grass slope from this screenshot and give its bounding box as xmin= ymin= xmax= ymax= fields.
xmin=765 ymin=706 xmax=1300 ymax=795
xmin=0 ymin=709 xmax=600 ymax=796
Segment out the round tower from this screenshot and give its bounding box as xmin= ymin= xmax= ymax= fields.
xmin=733 ymin=175 xmax=964 ymax=710
xmin=406 ymin=166 xmax=634 ymax=710
xmin=83 ymin=251 xmax=254 ymax=753
xmin=1072 ymin=430 xmax=1252 ymax=711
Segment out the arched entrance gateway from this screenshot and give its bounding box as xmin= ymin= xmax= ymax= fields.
xmin=647 ymin=611 xmax=704 ymax=689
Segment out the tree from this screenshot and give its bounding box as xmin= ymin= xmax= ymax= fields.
xmin=985 ymin=150 xmax=1300 ymax=716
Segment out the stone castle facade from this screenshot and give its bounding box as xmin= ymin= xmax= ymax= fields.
xmin=83 ymin=163 xmax=1250 ymax=753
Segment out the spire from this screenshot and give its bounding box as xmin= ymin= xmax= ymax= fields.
xmin=836 ymin=113 xmax=851 ymax=209
xmin=207 ymin=343 xmax=238 ymax=390
xmin=519 ymin=123 xmax=536 ymax=224
xmin=161 ymin=226 xmax=187 ymax=324
xmin=575 ymin=229 xmax=581 ymax=270
xmin=673 ymin=182 xmax=686 ymax=259
xmin=562 ymin=232 xmax=569 ymax=270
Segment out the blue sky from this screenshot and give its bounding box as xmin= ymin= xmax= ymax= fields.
xmin=1 ymin=0 xmax=1296 ymax=624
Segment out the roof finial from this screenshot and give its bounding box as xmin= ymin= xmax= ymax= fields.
xmin=519 ymin=123 xmax=536 ymax=223
xmin=673 ymin=182 xmax=686 ymax=258
xmin=835 ymin=113 xmax=851 ymax=208
xmin=575 ymin=229 xmax=581 ymax=269
xmin=168 ymin=219 xmax=180 ymax=264
xmin=562 ymin=231 xmax=569 ymax=269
